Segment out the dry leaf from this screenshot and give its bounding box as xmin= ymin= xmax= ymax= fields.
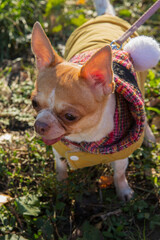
xmin=0 ymin=194 xmax=12 ymax=206
xmin=99 ymin=175 xmax=113 ymax=189
xmin=76 ymin=0 xmax=85 ymax=5
xmin=0 ymin=133 xmax=12 ymax=143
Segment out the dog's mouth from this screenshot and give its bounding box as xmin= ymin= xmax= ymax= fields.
xmin=42 ymin=136 xmax=64 ymax=145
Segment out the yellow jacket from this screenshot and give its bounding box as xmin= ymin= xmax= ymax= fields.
xmin=53 ymin=15 xmax=146 ymax=170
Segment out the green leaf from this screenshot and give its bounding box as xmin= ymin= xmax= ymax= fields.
xmin=71 ymin=14 xmax=87 ymax=27
xmin=52 ymin=25 xmax=62 ymax=33
xmin=103 ymin=231 xmax=114 ymax=238
xmin=148 ymin=70 xmax=155 ymax=81
xmin=146 ymin=107 xmax=160 ymax=115
xmin=82 ymin=221 xmax=102 ymax=240
xmin=45 ymin=0 xmax=65 ymax=16
xmin=150 ymin=215 xmax=160 ymax=229
xmin=119 ymin=9 xmax=131 ymax=17
xmin=34 ymin=218 xmax=54 ymax=240
xmin=55 ymin=201 xmax=65 ymax=210
xmin=15 ymin=194 xmax=41 ymax=217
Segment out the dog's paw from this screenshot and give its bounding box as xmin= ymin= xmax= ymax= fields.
xmin=114 ymin=176 xmax=134 ymax=201
xmin=117 ymin=186 xmax=134 ymax=201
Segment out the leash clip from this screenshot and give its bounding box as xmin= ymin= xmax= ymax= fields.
xmin=110 ymin=40 xmax=122 ymax=50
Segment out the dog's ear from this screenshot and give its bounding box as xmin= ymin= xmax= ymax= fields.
xmin=80 ymin=45 xmax=114 ymax=96
xmin=31 ymin=22 xmax=63 ymax=70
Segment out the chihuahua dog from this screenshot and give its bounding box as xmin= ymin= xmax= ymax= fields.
xmin=31 ymin=0 xmax=158 ymax=201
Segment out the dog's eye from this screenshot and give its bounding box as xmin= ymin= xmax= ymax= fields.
xmin=32 ymin=99 xmax=39 ymax=109
xmin=64 ymin=113 xmax=77 ymax=122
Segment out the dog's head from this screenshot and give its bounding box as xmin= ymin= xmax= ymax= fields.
xmin=31 ymin=22 xmax=114 ymax=145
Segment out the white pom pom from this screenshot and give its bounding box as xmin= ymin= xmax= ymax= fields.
xmin=124 ymin=36 xmax=160 ymax=71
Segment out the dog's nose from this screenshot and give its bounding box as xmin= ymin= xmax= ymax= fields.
xmin=34 ymin=120 xmax=50 ymax=135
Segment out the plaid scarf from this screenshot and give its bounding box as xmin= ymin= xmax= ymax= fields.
xmin=61 ymin=49 xmax=145 ymax=155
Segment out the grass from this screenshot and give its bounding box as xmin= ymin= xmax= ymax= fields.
xmin=0 ymin=134 xmax=159 ymax=239
xmin=0 ymin=0 xmax=160 ymax=239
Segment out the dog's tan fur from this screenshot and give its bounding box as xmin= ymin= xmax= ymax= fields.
xmin=31 ymin=25 xmax=115 ymax=143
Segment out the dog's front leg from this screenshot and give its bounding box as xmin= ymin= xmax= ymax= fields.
xmin=111 ymin=158 xmax=133 ymax=201
xmin=52 ymin=147 xmax=68 ymax=181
